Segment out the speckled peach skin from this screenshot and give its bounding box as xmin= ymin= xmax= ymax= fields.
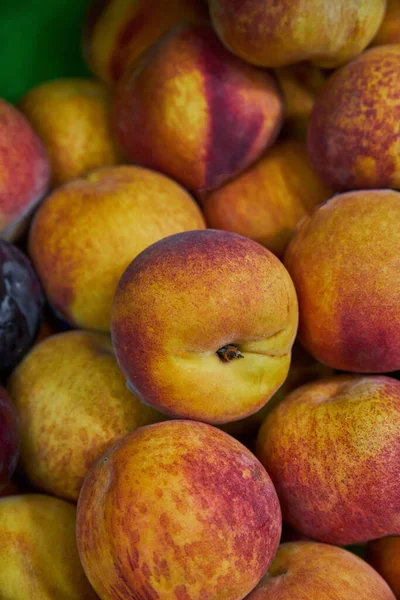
xmin=371 ymin=0 xmax=400 ymax=46
xmin=111 ymin=229 xmax=298 ymax=424
xmin=0 ymin=494 xmax=98 ymax=599
xmin=247 ymin=542 xmax=396 ymax=600
xmin=8 ymin=331 xmax=164 ymax=502
xmin=368 ymin=537 xmax=400 ymax=598
xmin=0 ymin=98 xmax=50 ymax=239
xmin=209 ymin=0 xmax=386 ymax=69
xmin=308 ymin=45 xmax=400 ymax=191
xmin=200 ymin=140 xmax=332 ymax=257
xmin=283 ymin=190 xmax=400 ymax=373
xmin=256 ymin=375 xmax=400 ymax=545
xmin=28 ymin=165 xmax=205 ymax=332
xmin=77 ymin=420 xmax=282 ymax=600
xmin=114 ymin=23 xmax=284 ymax=192
xmin=83 ymin=0 xmax=208 ymax=84
xmin=19 ymin=78 xmax=122 ymax=188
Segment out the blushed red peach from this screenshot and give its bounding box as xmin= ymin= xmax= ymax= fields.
xmin=371 ymin=0 xmax=400 ymax=46
xmin=284 ymin=190 xmax=400 ymax=373
xmin=308 ymin=45 xmax=400 ymax=191
xmin=0 ymin=98 xmax=49 ymax=241
xmin=83 ymin=0 xmax=208 ymax=84
xmin=111 ymin=229 xmax=298 ymax=424
xmin=28 ymin=165 xmax=205 ymax=332
xmin=256 ymin=375 xmax=400 ymax=545
xmin=368 ymin=537 xmax=400 ymax=598
xmin=77 ymin=420 xmax=282 ymax=600
xmin=114 ymin=23 xmax=284 ymax=192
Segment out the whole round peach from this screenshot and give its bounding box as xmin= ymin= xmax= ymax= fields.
xmin=371 ymin=0 xmax=400 ymax=46
xmin=114 ymin=23 xmax=284 ymax=192
xmin=368 ymin=537 xmax=400 ymax=598
xmin=284 ymin=190 xmax=400 ymax=372
xmin=247 ymin=542 xmax=396 ymax=600
xmin=8 ymin=331 xmax=164 ymax=502
xmin=257 ymin=375 xmax=400 ymax=545
xmin=0 ymin=98 xmax=49 ymax=241
xmin=308 ymin=45 xmax=400 ymax=191
xmin=209 ymin=0 xmax=385 ymax=69
xmin=19 ymin=78 xmax=122 ymax=188
xmin=200 ymin=140 xmax=332 ymax=257
xmin=77 ymin=420 xmax=282 ymax=600
xmin=83 ymin=0 xmax=208 ymax=84
xmin=28 ymin=165 xmax=205 ymax=332
xmin=111 ymin=229 xmax=298 ymax=424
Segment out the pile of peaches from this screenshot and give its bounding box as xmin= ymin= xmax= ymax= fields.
xmin=1 ymin=0 xmax=400 ymax=598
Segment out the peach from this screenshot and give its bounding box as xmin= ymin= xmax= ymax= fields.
xmin=368 ymin=537 xmax=400 ymax=598
xmin=83 ymin=0 xmax=208 ymax=84
xmin=256 ymin=375 xmax=400 ymax=545
xmin=247 ymin=542 xmax=396 ymax=599
xmin=8 ymin=330 xmax=164 ymax=502
xmin=0 ymin=494 xmax=98 ymax=599
xmin=308 ymin=45 xmax=400 ymax=191
xmin=19 ymin=78 xmax=122 ymax=188
xmin=28 ymin=165 xmax=205 ymax=332
xmin=200 ymin=139 xmax=332 ymax=257
xmin=209 ymin=0 xmax=386 ymax=69
xmin=0 ymin=98 xmax=49 ymax=241
xmin=371 ymin=0 xmax=400 ymax=46
xmin=77 ymin=420 xmax=281 ymax=600
xmin=283 ymin=190 xmax=400 ymax=373
xmin=111 ymin=229 xmax=298 ymax=424
xmin=114 ymin=23 xmax=284 ymax=192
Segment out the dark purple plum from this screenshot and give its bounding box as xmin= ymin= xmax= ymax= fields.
xmin=0 ymin=386 xmax=19 ymax=490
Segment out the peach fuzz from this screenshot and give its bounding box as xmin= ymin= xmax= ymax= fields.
xmin=114 ymin=23 xmax=284 ymax=193
xmin=209 ymin=0 xmax=386 ymax=69
xmin=0 ymin=98 xmax=49 ymax=241
xmin=371 ymin=0 xmax=400 ymax=46
xmin=284 ymin=190 xmax=400 ymax=373
xmin=28 ymin=165 xmax=205 ymax=332
xmin=256 ymin=375 xmax=400 ymax=546
xmin=368 ymin=537 xmax=400 ymax=598
xmin=308 ymin=45 xmax=400 ymax=191
xmin=19 ymin=78 xmax=122 ymax=188
xmin=200 ymin=139 xmax=332 ymax=257
xmin=111 ymin=229 xmax=298 ymax=424
xmin=8 ymin=331 xmax=164 ymax=502
xmin=247 ymin=542 xmax=396 ymax=600
xmin=77 ymin=420 xmax=281 ymax=600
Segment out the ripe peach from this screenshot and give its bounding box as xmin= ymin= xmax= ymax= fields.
xmin=77 ymin=420 xmax=281 ymax=600
xmin=284 ymin=190 xmax=400 ymax=373
xmin=368 ymin=537 xmax=400 ymax=598
xmin=28 ymin=165 xmax=205 ymax=332
xmin=200 ymin=140 xmax=332 ymax=257
xmin=257 ymin=375 xmax=400 ymax=545
xmin=114 ymin=23 xmax=284 ymax=192
xmin=371 ymin=0 xmax=400 ymax=46
xmin=19 ymin=78 xmax=122 ymax=188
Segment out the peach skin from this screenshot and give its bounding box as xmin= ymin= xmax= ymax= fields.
xmin=368 ymin=537 xmax=400 ymax=598
xmin=114 ymin=23 xmax=284 ymax=192
xmin=200 ymin=139 xmax=332 ymax=257
xmin=83 ymin=0 xmax=208 ymax=84
xmin=283 ymin=190 xmax=400 ymax=373
xmin=256 ymin=375 xmax=400 ymax=545
xmin=28 ymin=165 xmax=205 ymax=332
xmin=209 ymin=0 xmax=386 ymax=69
xmin=111 ymin=229 xmax=298 ymax=424
xmin=308 ymin=45 xmax=400 ymax=191
xmin=77 ymin=420 xmax=282 ymax=600
xmin=371 ymin=0 xmax=400 ymax=46
xmin=19 ymin=78 xmax=122 ymax=188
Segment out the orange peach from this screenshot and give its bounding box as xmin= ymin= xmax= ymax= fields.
xmin=371 ymin=0 xmax=400 ymax=46
xmin=209 ymin=0 xmax=386 ymax=68
xmin=200 ymin=139 xmax=332 ymax=257
xmin=114 ymin=23 xmax=284 ymax=192
xmin=19 ymin=78 xmax=122 ymax=188
xmin=8 ymin=330 xmax=164 ymax=502
xmin=77 ymin=420 xmax=282 ymax=600
xmin=111 ymin=229 xmax=298 ymax=424
xmin=308 ymin=45 xmax=400 ymax=191
xmin=0 ymin=98 xmax=49 ymax=241
xmin=257 ymin=375 xmax=400 ymax=545
xmin=83 ymin=0 xmax=209 ymax=84
xmin=284 ymin=190 xmax=400 ymax=373
xmin=28 ymin=165 xmax=205 ymax=332
xmin=368 ymin=537 xmax=400 ymax=598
